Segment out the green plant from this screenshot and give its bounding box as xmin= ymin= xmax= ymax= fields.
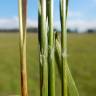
xmin=60 ymin=0 xmax=68 ymax=96
xmin=59 ymin=0 xmax=79 ymax=96
xmin=47 ymin=0 xmax=55 ymax=96
xmin=38 ymin=0 xmax=79 ymax=96
xmin=38 ymin=0 xmax=48 ymax=96
xmin=55 ymin=33 xmax=79 ymax=96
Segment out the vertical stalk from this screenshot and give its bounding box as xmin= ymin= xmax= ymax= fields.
xmin=47 ymin=0 xmax=55 ymax=96
xmin=60 ymin=0 xmax=68 ymax=96
xmin=38 ymin=1 xmax=42 ymax=96
xmin=55 ymin=33 xmax=79 ymax=96
xmin=18 ymin=0 xmax=28 ymax=96
xmin=38 ymin=0 xmax=48 ymax=96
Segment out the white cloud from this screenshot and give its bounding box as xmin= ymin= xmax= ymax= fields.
xmin=27 ymin=19 xmax=38 ymax=28
xmin=67 ymin=19 xmax=96 ymax=31
xmin=0 ymin=16 xmax=96 ymax=32
xmin=0 ymin=16 xmax=38 ymax=29
xmin=0 ymin=17 xmax=18 ymax=29
xmin=54 ymin=19 xmax=96 ymax=32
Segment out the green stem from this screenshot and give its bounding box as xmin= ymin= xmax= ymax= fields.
xmin=55 ymin=34 xmax=79 ymax=96
xmin=60 ymin=0 xmax=68 ymax=96
xmin=47 ymin=0 xmax=55 ymax=96
xmin=38 ymin=0 xmax=48 ymax=96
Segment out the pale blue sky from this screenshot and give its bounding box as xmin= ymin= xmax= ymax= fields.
xmin=0 ymin=0 xmax=96 ymax=31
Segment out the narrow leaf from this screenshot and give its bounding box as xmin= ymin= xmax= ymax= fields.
xmin=55 ymin=34 xmax=79 ymax=96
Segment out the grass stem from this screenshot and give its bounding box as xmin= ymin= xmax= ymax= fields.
xmin=47 ymin=0 xmax=55 ymax=96
xmin=60 ymin=0 xmax=68 ymax=96
xmin=18 ymin=0 xmax=28 ymax=96
xmin=38 ymin=0 xmax=48 ymax=96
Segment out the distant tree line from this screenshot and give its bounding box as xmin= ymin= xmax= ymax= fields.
xmin=0 ymin=27 xmax=96 ymax=33
xmin=0 ymin=27 xmax=38 ymax=33
xmin=86 ymin=29 xmax=96 ymax=33
xmin=0 ymin=27 xmax=77 ymax=33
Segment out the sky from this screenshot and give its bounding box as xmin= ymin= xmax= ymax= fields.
xmin=0 ymin=0 xmax=96 ymax=31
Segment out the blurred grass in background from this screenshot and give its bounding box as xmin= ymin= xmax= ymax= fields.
xmin=0 ymin=33 xmax=96 ymax=96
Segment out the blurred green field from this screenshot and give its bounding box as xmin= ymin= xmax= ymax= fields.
xmin=0 ymin=33 xmax=96 ymax=96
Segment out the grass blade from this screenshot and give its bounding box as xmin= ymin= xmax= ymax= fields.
xmin=18 ymin=0 xmax=28 ymax=96
xmin=55 ymin=34 xmax=79 ymax=96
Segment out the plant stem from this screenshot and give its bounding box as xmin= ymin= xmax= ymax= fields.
xmin=47 ymin=0 xmax=55 ymax=96
xmin=18 ymin=0 xmax=28 ymax=96
xmin=60 ymin=0 xmax=68 ymax=96
xmin=38 ymin=0 xmax=48 ymax=96
xmin=55 ymin=34 xmax=79 ymax=96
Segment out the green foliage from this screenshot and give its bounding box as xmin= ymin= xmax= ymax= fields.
xmin=55 ymin=33 xmax=79 ymax=96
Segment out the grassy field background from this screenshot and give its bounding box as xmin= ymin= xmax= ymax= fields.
xmin=0 ymin=33 xmax=96 ymax=96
